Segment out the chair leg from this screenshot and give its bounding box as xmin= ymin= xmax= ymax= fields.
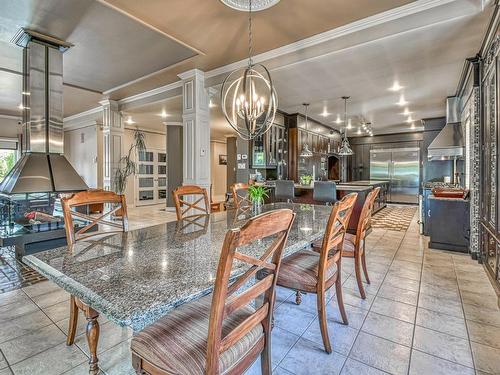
xmin=67 ymin=295 xmax=78 ymax=346
xmin=260 ymin=319 xmax=272 ymax=375
xmin=354 ymin=256 xmax=367 ymax=300
xmin=335 ymin=277 xmax=349 ymax=325
xmin=295 ymin=290 xmax=302 ymax=305
xmin=317 ymin=289 xmax=332 ymax=354
xmin=361 ymin=245 xmax=370 ymax=284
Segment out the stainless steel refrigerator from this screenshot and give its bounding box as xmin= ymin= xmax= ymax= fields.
xmin=369 ymin=147 xmax=420 ymax=204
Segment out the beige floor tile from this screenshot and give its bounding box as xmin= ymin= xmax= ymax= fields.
xmin=409 ymin=349 xmax=474 ymax=375
xmin=10 ymin=343 xmax=87 ymax=375
xmin=99 ymin=339 xmax=134 ymax=375
xmin=471 ymin=342 xmax=500 ymax=374
xmin=31 ymin=288 xmax=69 ymax=309
xmin=0 ymin=310 xmax=53 ymax=344
xmin=377 ymin=284 xmax=418 ymax=305
xmin=22 ymin=281 xmax=60 ymax=298
xmin=0 ymin=324 xmax=66 ymax=365
xmin=0 ymin=299 xmax=39 ymax=322
xmin=0 ymin=289 xmax=30 ymax=307
xmin=350 ymin=332 xmax=410 ymax=375
xmin=418 ymin=293 xmax=464 ymax=318
xmin=370 ymin=296 xmax=416 ymax=323
xmin=382 ymin=274 xmax=420 ymax=292
xmin=461 ymin=290 xmax=500 ymax=311
xmin=467 ymin=320 xmax=500 ymax=350
xmin=463 ymin=303 xmax=500 ymax=328
xmin=415 ymin=307 xmax=468 ymax=339
xmin=340 ymin=358 xmax=387 ymax=375
xmin=413 ymin=326 xmax=473 ymax=368
xmin=361 ymin=311 xmax=414 ymax=346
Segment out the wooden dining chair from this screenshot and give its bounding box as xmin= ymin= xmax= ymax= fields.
xmin=172 ymin=185 xmax=210 ymax=220
xmin=231 ymin=182 xmax=251 ymax=209
xmin=340 ymin=187 xmax=380 ymax=299
xmin=61 ymin=189 xmax=128 ymax=372
xmin=131 ymin=208 xmax=296 ymax=375
xmin=275 ymin=193 xmax=357 ymax=354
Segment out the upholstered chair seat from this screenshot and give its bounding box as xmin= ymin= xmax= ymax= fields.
xmin=131 ymin=295 xmax=264 ymax=375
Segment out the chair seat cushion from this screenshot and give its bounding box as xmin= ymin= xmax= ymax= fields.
xmin=277 ymin=250 xmax=337 ymax=291
xmin=131 ymin=295 xmax=263 ymax=375
xmin=311 ymin=233 xmax=357 ymax=257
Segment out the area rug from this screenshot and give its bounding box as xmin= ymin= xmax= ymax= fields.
xmin=371 ymin=205 xmax=417 ymax=231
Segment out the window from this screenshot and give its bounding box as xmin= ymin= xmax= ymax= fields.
xmin=0 ymin=149 xmax=16 ymax=180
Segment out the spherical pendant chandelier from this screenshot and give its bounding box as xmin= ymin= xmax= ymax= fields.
xmin=221 ymin=0 xmax=278 ymax=140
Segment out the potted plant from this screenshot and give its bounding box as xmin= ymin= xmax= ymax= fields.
xmin=300 ymin=174 xmax=313 ymax=186
xmin=248 ymin=185 xmax=269 ymax=212
xmin=113 ymin=130 xmax=146 ymax=215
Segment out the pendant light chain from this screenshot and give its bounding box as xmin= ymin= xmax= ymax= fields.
xmin=248 ymin=0 xmax=253 ymax=67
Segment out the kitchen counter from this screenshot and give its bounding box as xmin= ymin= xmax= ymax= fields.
xmin=339 ymin=180 xmax=390 ymax=186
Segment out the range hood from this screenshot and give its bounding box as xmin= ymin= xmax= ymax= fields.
xmin=427 ymin=97 xmax=464 ymax=161
xmin=0 ymin=30 xmax=88 ymax=194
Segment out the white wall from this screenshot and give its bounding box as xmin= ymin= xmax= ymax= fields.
xmin=210 ymin=140 xmax=227 ymax=201
xmin=64 ymin=125 xmax=99 ymax=188
xmin=0 ymin=117 xmax=22 ymax=138
xmin=123 ymin=127 xmax=166 ymax=207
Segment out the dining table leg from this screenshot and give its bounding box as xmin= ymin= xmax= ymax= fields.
xmin=81 ymin=304 xmax=100 ymax=374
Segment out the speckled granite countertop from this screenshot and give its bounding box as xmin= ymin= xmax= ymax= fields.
xmin=23 ymin=203 xmax=331 ymax=331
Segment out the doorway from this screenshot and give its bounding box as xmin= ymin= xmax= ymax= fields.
xmin=135 ymin=148 xmax=167 ymax=206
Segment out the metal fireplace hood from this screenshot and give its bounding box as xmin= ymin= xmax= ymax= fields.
xmin=428 ymin=97 xmax=464 ymax=161
xmin=0 ymin=30 xmax=88 ymax=194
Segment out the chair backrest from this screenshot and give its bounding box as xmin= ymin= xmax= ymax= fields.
xmin=231 ymin=183 xmax=251 ymax=209
xmin=317 ymin=193 xmax=358 ymax=283
xmin=172 ymin=185 xmax=210 ymax=220
xmin=61 ymin=189 xmax=128 ymax=247
xmin=354 ymin=187 xmax=381 ymax=247
xmin=274 ymin=180 xmax=295 ymax=202
xmin=206 ymin=209 xmax=296 ymax=374
xmin=313 ymin=181 xmax=337 ymax=204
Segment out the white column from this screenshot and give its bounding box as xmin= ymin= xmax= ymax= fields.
xmin=99 ymin=99 xmax=124 ymax=191
xmin=178 ymin=69 xmax=211 ymax=190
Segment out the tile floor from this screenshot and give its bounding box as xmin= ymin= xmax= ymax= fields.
xmin=0 ymin=208 xmax=499 ymax=374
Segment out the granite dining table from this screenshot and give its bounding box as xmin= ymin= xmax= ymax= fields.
xmin=23 ymin=202 xmax=334 ymax=374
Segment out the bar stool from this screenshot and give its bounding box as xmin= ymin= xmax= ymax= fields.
xmin=313 ymin=181 xmax=337 ymax=205
xmin=275 ymin=180 xmax=295 ymax=203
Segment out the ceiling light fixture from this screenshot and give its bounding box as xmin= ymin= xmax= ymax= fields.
xmin=299 ymin=103 xmax=313 ymax=158
xmin=160 ymin=110 xmax=169 ymax=118
xmin=406 ymin=116 xmax=413 ymax=123
xmin=125 ymin=116 xmax=135 ymax=125
xmin=335 ymin=114 xmax=342 ymax=124
xmin=220 ymin=0 xmax=280 ymax=11
xmin=410 ymin=122 xmax=415 ymax=129
xmin=402 ymin=108 xmax=412 ymax=116
xmin=396 ymin=95 xmax=408 ymax=106
xmin=357 ymin=128 xmax=361 ymax=135
xmin=337 ymin=96 xmax=354 ymax=156
xmin=347 ymin=118 xmax=352 ymax=130
xmin=220 ymin=0 xmax=277 ymax=140
xmin=320 ymin=108 xmax=330 ymax=117
xmin=389 ymin=81 xmax=403 ymax=91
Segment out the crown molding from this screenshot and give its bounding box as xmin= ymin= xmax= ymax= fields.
xmin=177 ymin=68 xmax=205 ymax=80
xmin=64 ymin=106 xmax=102 ymax=123
xmin=205 ymin=0 xmax=457 ymax=79
xmin=117 ymin=80 xmax=183 ymax=106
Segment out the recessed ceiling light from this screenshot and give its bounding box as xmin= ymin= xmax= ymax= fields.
xmin=209 ymin=99 xmax=216 ymax=108
xmin=334 ymin=114 xmax=342 ymax=124
xmin=125 ymin=116 xmax=135 ymax=125
xmin=347 ymin=119 xmax=352 ymax=129
xmin=17 ymin=103 xmax=24 ymax=110
xmin=410 ymin=122 xmax=415 ymax=129
xmin=159 ymin=110 xmax=169 ymax=118
xmin=401 ymin=108 xmax=412 ymax=116
xmin=320 ymin=107 xmax=330 ymax=117
xmin=389 ymin=81 xmax=404 ymax=91
xmin=396 ymin=95 xmax=408 ymax=106
xmin=357 ymin=128 xmax=361 ymax=135
xmin=406 ymin=116 xmax=413 ymax=123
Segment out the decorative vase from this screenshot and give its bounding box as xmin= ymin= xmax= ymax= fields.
xmin=252 ymin=199 xmax=263 ymax=214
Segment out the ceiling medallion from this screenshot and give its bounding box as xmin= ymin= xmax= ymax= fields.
xmin=220 ymin=0 xmax=280 ymax=12
xmin=221 ymin=0 xmax=278 ymax=140
xmin=337 ymin=96 xmax=354 ymax=156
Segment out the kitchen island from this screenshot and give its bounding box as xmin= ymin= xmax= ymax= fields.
xmin=338 ymin=180 xmax=389 ymax=213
